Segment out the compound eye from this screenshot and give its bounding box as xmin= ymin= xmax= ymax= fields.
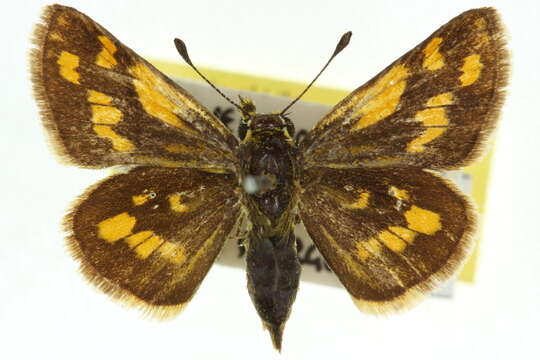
xmin=282 ymin=115 xmax=295 ymax=137
xmin=238 ymin=121 xmax=248 ymax=140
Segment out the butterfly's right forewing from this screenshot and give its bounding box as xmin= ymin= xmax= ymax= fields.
xmin=300 ymin=8 xmax=508 ymax=171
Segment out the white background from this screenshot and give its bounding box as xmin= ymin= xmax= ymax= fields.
xmin=2 ymin=0 xmax=539 ymax=359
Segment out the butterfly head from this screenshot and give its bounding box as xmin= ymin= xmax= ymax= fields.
xmin=238 ymin=96 xmax=295 ymax=142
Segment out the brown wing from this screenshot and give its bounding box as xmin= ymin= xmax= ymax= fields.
xmin=31 ymin=5 xmax=238 ymax=171
xmin=66 ymin=166 xmax=242 ymax=318
xmin=300 ymin=8 xmax=508 ymax=170
xmin=298 ymin=167 xmax=474 ymax=313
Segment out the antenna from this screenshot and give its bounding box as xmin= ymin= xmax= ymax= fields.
xmin=174 ymin=38 xmax=245 ymax=114
xmin=280 ymin=31 xmax=352 ymax=115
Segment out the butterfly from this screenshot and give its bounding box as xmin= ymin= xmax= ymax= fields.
xmin=31 ymin=4 xmax=508 ymax=351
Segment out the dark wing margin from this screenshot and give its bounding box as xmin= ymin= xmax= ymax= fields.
xmin=300 ymin=8 xmax=509 ymax=170
xmin=298 ymin=167 xmax=475 ymax=313
xmin=65 ymin=167 xmax=242 ymax=319
xmin=31 ymin=5 xmax=238 ymax=171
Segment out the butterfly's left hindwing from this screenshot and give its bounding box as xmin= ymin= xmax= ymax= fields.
xmin=298 ymin=167 xmax=474 ymax=313
xmin=31 ymin=5 xmax=238 ymax=171
xmin=67 ymin=167 xmax=241 ymax=318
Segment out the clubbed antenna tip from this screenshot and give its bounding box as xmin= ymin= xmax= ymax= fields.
xmin=174 ymin=37 xmax=244 ymax=114
xmin=174 ymin=38 xmax=193 ymax=65
xmin=281 ymin=31 xmax=353 ymax=115
xmin=334 ymin=31 xmax=352 ymax=56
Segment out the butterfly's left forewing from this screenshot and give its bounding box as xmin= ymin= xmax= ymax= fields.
xmin=31 ymin=5 xmax=237 ymax=171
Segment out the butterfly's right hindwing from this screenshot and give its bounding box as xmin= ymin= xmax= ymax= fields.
xmin=298 ymin=167 xmax=475 ymax=313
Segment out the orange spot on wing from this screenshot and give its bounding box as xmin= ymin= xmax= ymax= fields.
xmin=134 ymin=235 xmax=164 ymax=259
xmin=132 ymin=194 xmax=148 ymax=206
xmin=168 ymin=194 xmax=189 ymax=213
xmin=91 ymin=105 xmax=122 ymax=124
xmin=95 ymin=36 xmax=118 ymax=68
xmin=57 ymin=51 xmax=80 ymax=84
xmin=56 ymin=14 xmax=69 ymax=26
xmin=423 ymin=37 xmax=445 ymax=70
xmin=388 ymin=226 xmax=417 ymax=244
xmin=93 ymin=125 xmax=134 ymax=152
xmin=389 ymin=186 xmax=410 ymax=201
xmin=87 ymin=90 xmax=112 ymax=105
xmin=379 ymin=230 xmax=407 ymax=253
xmin=49 ymin=31 xmax=64 ymax=42
xmin=347 ymin=190 xmax=370 ymax=209
xmin=356 ymin=244 xmax=371 ymax=261
xmin=407 ymin=128 xmax=446 ymax=153
xmin=352 ymin=65 xmax=410 ymax=130
xmin=415 ymin=108 xmax=449 ymax=126
xmin=404 ymin=206 xmax=441 ymax=235
xmin=426 ymin=92 xmax=454 ymax=107
xmin=406 ymin=108 xmax=449 ymax=152
xmin=129 ymin=62 xmax=196 ymax=132
xmin=125 ymin=231 xmax=153 ymax=248
xmin=98 ymin=212 xmax=136 ymax=243
xmin=364 ymin=238 xmax=382 ymax=256
xmin=460 ymin=54 xmax=483 ymax=86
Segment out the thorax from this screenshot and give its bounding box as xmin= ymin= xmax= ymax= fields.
xmin=238 ymin=115 xmax=297 ymax=239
